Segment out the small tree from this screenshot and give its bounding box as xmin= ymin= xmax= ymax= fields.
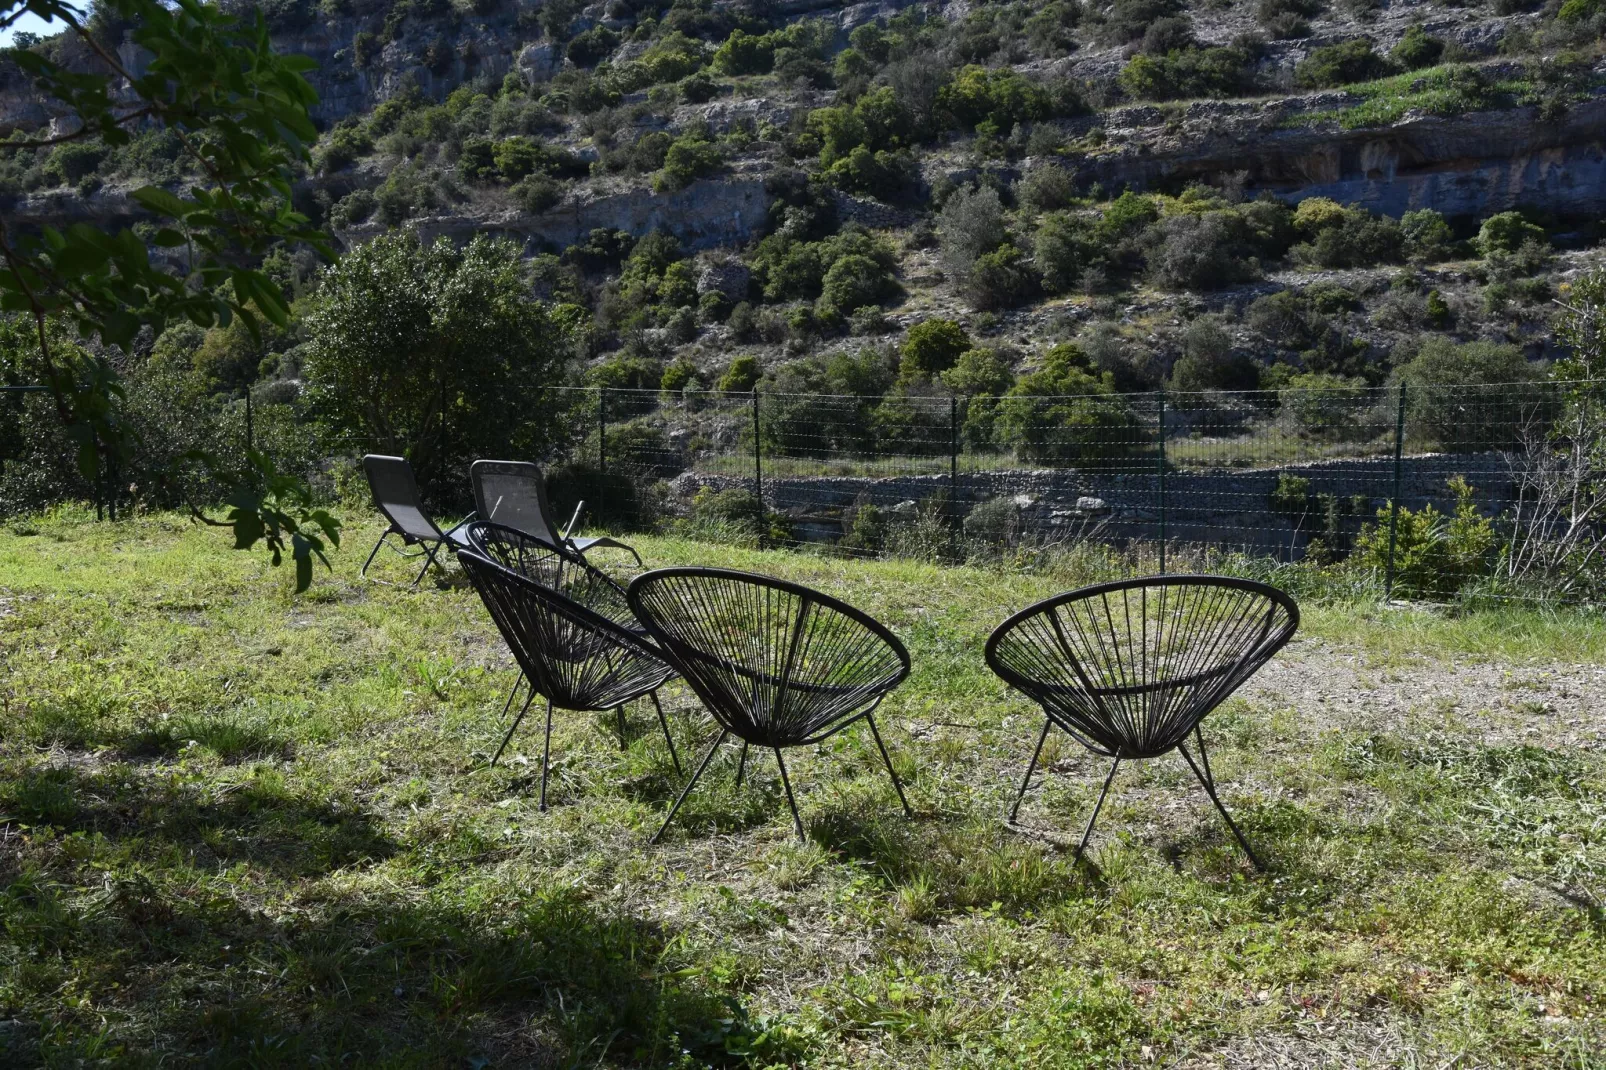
xmin=994 ymin=344 xmax=1140 ymax=465
xmin=901 ymin=319 xmax=972 ymax=379
xmin=302 ymin=232 xmax=572 ymax=497
xmin=0 ymin=0 xmax=337 ymax=585
xmin=938 ymin=186 xmax=1008 ymax=279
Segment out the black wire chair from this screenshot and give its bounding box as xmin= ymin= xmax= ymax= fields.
xmin=359 ymin=454 xmax=470 ymax=587
xmin=471 ymin=459 xmax=643 ymax=565
xmin=985 ymin=575 xmax=1299 ymax=870
xmin=456 ymin=523 xmax=681 ymax=810
xmin=627 ymin=567 xmax=914 ymax=843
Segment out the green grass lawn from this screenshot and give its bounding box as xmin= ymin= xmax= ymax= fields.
xmin=1 ymin=510 xmax=1603 ymax=1067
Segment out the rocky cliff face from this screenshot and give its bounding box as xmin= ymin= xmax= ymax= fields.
xmin=1072 ymin=88 xmax=1606 ymax=220
xmin=345 ymin=174 xmax=772 ymax=252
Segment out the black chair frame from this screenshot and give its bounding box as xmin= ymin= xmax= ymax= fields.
xmin=457 ymin=534 xmax=682 ymax=810
xmin=470 ymin=459 xmax=643 ymax=566
xmin=985 ymin=575 xmax=1299 ymax=870
xmin=628 ymin=566 xmax=914 ymax=843
xmin=359 ymin=454 xmax=470 ymax=587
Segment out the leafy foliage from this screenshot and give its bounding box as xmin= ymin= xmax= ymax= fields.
xmin=302 ymin=232 xmax=572 ymax=495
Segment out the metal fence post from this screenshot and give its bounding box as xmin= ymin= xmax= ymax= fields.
xmin=949 ymin=395 xmax=960 ymax=559
xmin=751 ymin=388 xmax=763 ymax=514
xmin=597 ymin=386 xmax=606 ymax=473
xmin=1157 ymin=389 xmax=1167 ymax=575
xmin=1385 ymin=380 xmax=1407 ymax=598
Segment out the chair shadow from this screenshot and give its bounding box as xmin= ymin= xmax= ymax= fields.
xmin=0 ymin=761 xmax=796 ymax=1065
xmin=2 ymin=761 xmax=393 ymax=880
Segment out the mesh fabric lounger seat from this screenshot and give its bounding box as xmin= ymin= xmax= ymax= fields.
xmin=456 ymin=523 xmax=682 ymax=810
xmin=359 ymin=454 xmax=471 ymax=586
xmin=627 ymin=566 xmax=915 ymax=843
xmin=985 ymin=575 xmax=1299 ymax=870
xmin=470 ymin=459 xmax=642 ymax=566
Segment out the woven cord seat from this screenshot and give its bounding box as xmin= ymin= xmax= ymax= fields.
xmin=457 ymin=523 xmax=680 ymax=810
xmin=627 ymin=567 xmax=914 ymax=842
xmin=985 ymin=575 xmax=1299 ymax=869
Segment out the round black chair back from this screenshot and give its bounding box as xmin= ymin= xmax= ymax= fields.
xmin=986 ymin=576 xmax=1299 ymax=760
xmin=459 ymin=522 xmax=636 ymax=633
xmin=459 ymin=546 xmax=671 ymax=714
xmin=627 ymin=567 xmax=910 ymax=747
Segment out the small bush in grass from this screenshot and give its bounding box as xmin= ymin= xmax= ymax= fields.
xmin=1295 ymin=39 xmax=1395 ymax=89
xmin=1352 ymin=476 xmax=1495 ymax=598
xmin=1391 ymin=25 xmax=1444 ymax=70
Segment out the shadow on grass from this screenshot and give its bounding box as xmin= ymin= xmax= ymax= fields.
xmin=0 ymin=763 xmax=393 ymax=879
xmin=809 ymin=803 xmax=1102 ymax=916
xmin=3 ymin=869 xmax=800 ymax=1066
xmin=0 ymin=762 xmax=804 ymax=1066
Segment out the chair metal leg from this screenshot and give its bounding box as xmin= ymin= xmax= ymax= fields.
xmin=864 ymin=713 xmax=913 ymax=818
xmin=409 ymin=541 xmax=442 ymax=587
xmin=360 ymin=532 xmax=388 ymax=578
xmin=1178 ymin=743 xmax=1265 ymax=872
xmin=1075 ymin=757 xmax=1122 ymax=861
xmin=498 ymin=674 xmax=524 ymax=723
xmin=1193 ymin=725 xmax=1214 ymax=785
xmin=773 ymin=748 xmax=806 ymax=842
xmin=734 ymin=741 xmax=748 ymax=789
xmin=615 ymin=705 xmax=627 ymax=750
xmin=651 ymin=730 xmax=729 ymax=844
xmin=538 ymin=697 xmax=555 ymax=812
xmin=1008 ymin=717 xmax=1054 ymax=824
xmin=492 ymin=689 xmax=538 ymax=767
xmin=649 ymin=690 xmax=681 ymax=776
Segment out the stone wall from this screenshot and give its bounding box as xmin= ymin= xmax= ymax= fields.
xmin=672 ymin=453 xmax=1516 ymax=557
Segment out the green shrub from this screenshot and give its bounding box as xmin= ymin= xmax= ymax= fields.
xmin=680 ymin=71 xmax=719 ymax=103
xmin=1097 ymin=0 xmax=1184 ymax=45
xmin=1397 ymin=337 xmax=1547 ymax=449
xmin=1120 ymin=44 xmax=1259 ymax=101
xmin=901 ymin=319 xmax=972 ymax=379
xmin=1475 ymin=212 xmax=1546 ymax=256
xmin=314 ymin=120 xmax=372 ymax=174
xmin=718 ymin=354 xmax=760 ymax=393
xmin=1145 ymin=210 xmax=1265 ymax=290
xmin=1352 ymin=477 xmax=1495 ymax=598
xmin=966 ymin=244 xmax=1038 ymax=310
xmin=653 ymin=132 xmax=722 ymax=191
xmin=994 ymin=344 xmax=1139 ymax=464
xmin=1018 ymin=166 xmax=1078 ymax=213
xmin=1391 ymin=25 xmax=1444 ymax=70
xmin=566 ymin=25 xmax=619 ymax=67
xmin=938 ymin=65 xmax=1056 ymax=130
xmin=1294 ymin=39 xmax=1395 ymax=89
xmin=823 ymin=146 xmax=917 ymax=201
xmin=1280 ymin=372 xmax=1368 ymax=436
xmin=1170 ymin=316 xmax=1260 ymax=391
xmin=1401 ymin=208 xmax=1455 ymax=262
xmin=1292 ymin=206 xmax=1403 ymax=268
xmin=1034 ymin=211 xmax=1104 ymax=292
xmin=818 ymin=254 xmax=897 ymax=316
xmin=512 ymin=175 xmax=561 ymax=214
xmin=939 ymin=185 xmax=1009 ymax=278
xmin=45 ymin=142 xmax=109 ymax=185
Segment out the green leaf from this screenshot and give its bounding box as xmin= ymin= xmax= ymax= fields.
xmin=130 ymin=185 xmax=193 ymax=219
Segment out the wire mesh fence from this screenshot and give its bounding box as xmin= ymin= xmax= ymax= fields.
xmin=549 ymin=380 xmax=1606 ymax=602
